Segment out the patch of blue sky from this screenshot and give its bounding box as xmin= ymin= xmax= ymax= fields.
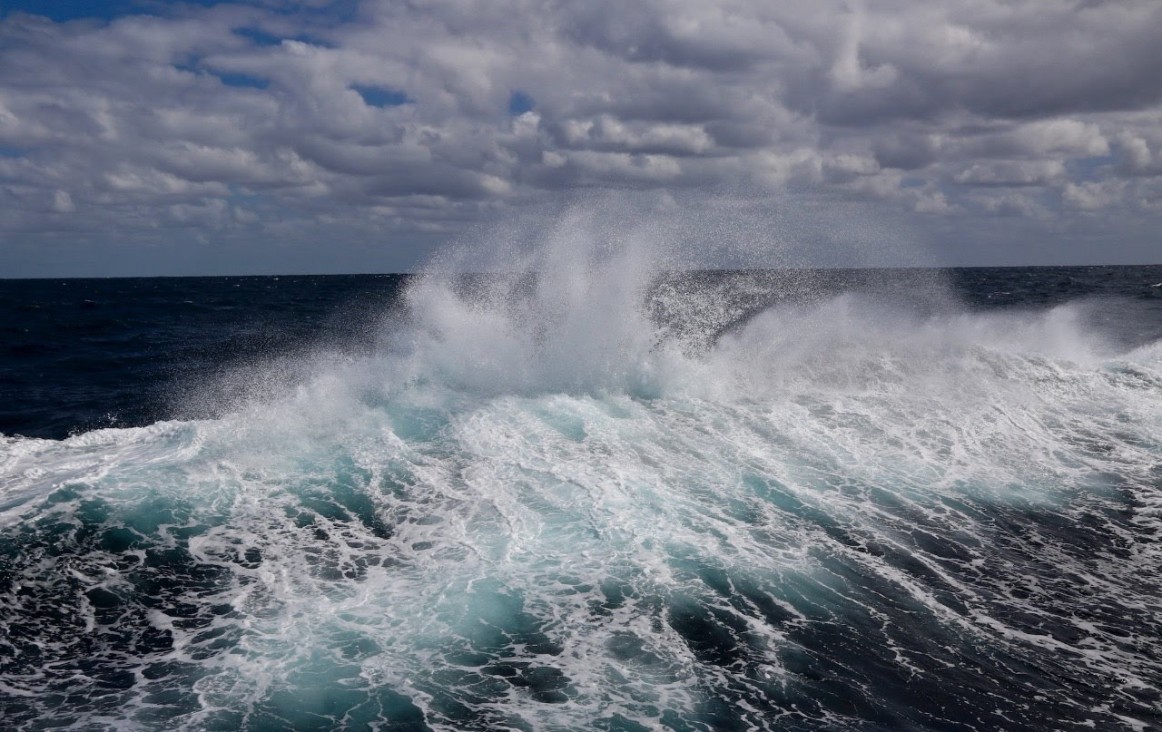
xmin=173 ymin=57 xmax=271 ymax=89
xmin=0 ymin=146 xmax=30 ymax=158
xmin=1 ymin=0 xmax=233 ymax=22
xmin=1068 ymin=154 xmax=1116 ymax=181
xmin=508 ymin=91 xmax=535 ymax=116
xmin=287 ymin=0 xmax=360 ymax=25
xmin=233 ymin=27 xmax=337 ymax=49
xmin=234 ymin=27 xmax=283 ymax=47
xmin=172 ymin=56 xmax=201 ymax=74
xmin=352 ymin=85 xmax=410 ymax=108
xmin=214 ymin=72 xmax=270 ymax=90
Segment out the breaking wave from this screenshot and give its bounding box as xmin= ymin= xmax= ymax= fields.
xmin=2 ymin=226 xmax=1161 ymax=731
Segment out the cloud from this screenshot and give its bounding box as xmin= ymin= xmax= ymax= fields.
xmin=1 ymin=0 xmax=1161 ymax=274
xmin=1062 ymin=179 xmax=1127 ymax=211
xmin=954 ymin=160 xmax=1067 ymax=187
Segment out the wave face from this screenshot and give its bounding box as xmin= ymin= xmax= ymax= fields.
xmin=2 ymin=245 xmax=1162 ymax=730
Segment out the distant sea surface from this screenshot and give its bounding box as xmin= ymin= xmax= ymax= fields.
xmin=0 ymin=274 xmax=411 ymax=440
xmin=2 ymin=265 xmax=1161 ymax=730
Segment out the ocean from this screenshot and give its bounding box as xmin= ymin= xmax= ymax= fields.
xmin=2 ymin=257 xmax=1161 ymax=730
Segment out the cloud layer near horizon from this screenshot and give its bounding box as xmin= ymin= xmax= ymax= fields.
xmin=2 ymin=0 xmax=1161 ymax=274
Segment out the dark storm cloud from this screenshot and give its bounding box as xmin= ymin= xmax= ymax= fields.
xmin=1 ymin=0 xmax=1160 ymax=274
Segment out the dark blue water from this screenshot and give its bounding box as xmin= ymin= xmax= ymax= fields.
xmin=0 ymin=275 xmax=409 ymax=440
xmin=2 ymin=265 xmax=1161 ymax=731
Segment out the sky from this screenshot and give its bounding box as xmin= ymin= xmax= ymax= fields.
xmin=1 ymin=0 xmax=1161 ymax=276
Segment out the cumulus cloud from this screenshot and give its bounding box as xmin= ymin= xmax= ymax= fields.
xmin=1 ymin=0 xmax=1160 ymax=273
